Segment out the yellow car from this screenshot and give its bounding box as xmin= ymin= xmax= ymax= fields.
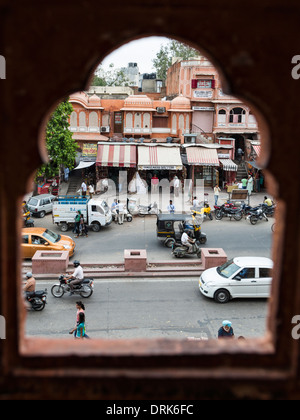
xmin=21 ymin=227 xmax=75 ymax=259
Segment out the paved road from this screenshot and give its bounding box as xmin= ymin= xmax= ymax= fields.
xmin=32 ymin=212 xmax=273 ymax=264
xmin=26 ymin=278 xmax=268 ymax=340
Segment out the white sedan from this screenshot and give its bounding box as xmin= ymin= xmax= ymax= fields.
xmin=199 ymin=256 xmax=273 ymax=303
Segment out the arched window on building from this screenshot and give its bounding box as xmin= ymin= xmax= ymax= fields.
xmin=89 ymin=111 xmax=98 ymax=132
xmin=218 ymin=109 xmax=227 ymax=126
xmin=79 ymin=111 xmax=87 ymax=131
xmin=70 ymin=111 xmax=78 ymax=132
xmin=126 ymin=113 xmax=133 ymax=131
xmin=229 ymin=107 xmax=246 ymax=124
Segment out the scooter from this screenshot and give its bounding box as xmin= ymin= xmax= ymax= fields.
xmin=172 ymin=239 xmax=202 ymax=259
xmin=25 ymin=290 xmax=47 ymax=311
xmin=23 ymin=211 xmax=34 ymax=227
xmin=112 ymin=207 xmax=133 ymax=223
xmin=214 ymin=203 xmax=242 ymax=221
xmin=192 ymin=203 xmax=213 ymax=221
xmin=138 ymin=202 xmax=161 ymax=217
xmin=51 ymin=275 xmax=94 ymax=298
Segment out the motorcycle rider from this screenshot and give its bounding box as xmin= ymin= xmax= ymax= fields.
xmin=181 ymin=230 xmax=195 ymax=254
xmin=66 ymin=260 xmax=84 ymax=295
xmin=23 ymin=272 xmax=36 ymax=294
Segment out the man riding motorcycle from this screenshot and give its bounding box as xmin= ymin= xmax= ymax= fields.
xmin=66 ymin=260 xmax=84 ymax=295
xmin=181 ymin=230 xmax=195 ymax=254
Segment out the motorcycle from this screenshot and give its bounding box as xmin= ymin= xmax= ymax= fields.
xmin=214 ymin=203 xmax=242 ymax=221
xmin=23 ymin=211 xmax=34 ymax=227
xmin=172 ymin=239 xmax=202 ymax=259
xmin=25 ymin=289 xmax=47 ymax=311
xmin=112 ymin=207 xmax=133 ymax=223
xmin=192 ymin=202 xmax=213 ymax=221
xmin=246 ymin=205 xmax=269 ymax=225
xmin=51 ymin=275 xmax=94 ymax=298
xmin=138 ymin=202 xmax=162 ymax=217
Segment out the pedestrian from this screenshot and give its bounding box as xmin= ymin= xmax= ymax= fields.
xmin=218 ymin=320 xmax=235 ymax=339
xmin=75 ymin=312 xmax=86 ymax=340
xmin=214 ymin=184 xmax=221 ymax=206
xmin=174 ymin=176 xmax=180 ymax=197
xmin=64 ymin=167 xmax=70 ymax=183
xmin=81 ymin=180 xmax=87 ymax=197
xmin=241 ymin=177 xmax=247 ymax=189
xmin=117 ymin=200 xmax=124 ymax=225
xmin=247 ymin=174 xmax=253 ymax=196
xmin=79 ymin=213 xmax=88 ymax=237
xmin=151 ymin=174 xmax=159 ymax=194
xmin=69 ymin=301 xmax=90 ymax=339
xmin=88 ymin=183 xmax=94 ymax=199
xmin=73 ymin=210 xmax=81 ymax=237
xmin=168 ymin=200 xmax=175 ymax=214
xmin=192 ymin=196 xmax=200 ymax=208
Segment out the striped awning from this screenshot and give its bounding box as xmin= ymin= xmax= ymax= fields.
xmin=138 ymin=145 xmax=183 ymax=170
xmin=252 ymin=145 xmax=261 ymax=157
xmin=186 ymin=147 xmax=219 ymax=166
xmin=96 ymin=144 xmax=137 ymax=168
xmin=219 ymin=159 xmax=238 ymax=172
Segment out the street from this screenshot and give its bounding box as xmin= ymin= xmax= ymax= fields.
xmin=32 ymin=209 xmax=273 ymax=263
xmin=25 ymin=206 xmax=273 ymax=340
xmin=26 ymin=278 xmax=269 ymax=340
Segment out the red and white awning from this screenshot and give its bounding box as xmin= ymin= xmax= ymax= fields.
xmin=96 ymin=144 xmax=137 ymax=168
xmin=186 ymin=146 xmax=219 ymax=166
xmin=252 ymin=145 xmax=261 ymax=157
xmin=138 ymin=145 xmax=183 ymax=170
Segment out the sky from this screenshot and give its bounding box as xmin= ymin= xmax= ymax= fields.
xmin=100 ymin=36 xmax=171 ymax=74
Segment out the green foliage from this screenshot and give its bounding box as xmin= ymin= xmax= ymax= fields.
xmin=153 ymin=40 xmax=199 ymax=81
xmin=37 ymin=99 xmax=77 ymax=179
xmin=92 ymin=63 xmax=130 ymax=87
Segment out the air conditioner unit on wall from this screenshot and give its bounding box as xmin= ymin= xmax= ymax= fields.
xmin=101 ymin=126 xmax=110 ymax=133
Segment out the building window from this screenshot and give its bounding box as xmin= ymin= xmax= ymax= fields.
xmin=229 ymin=107 xmax=246 ymax=124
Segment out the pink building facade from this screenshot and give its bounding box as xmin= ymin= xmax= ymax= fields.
xmin=166 ymin=56 xmax=260 ymax=157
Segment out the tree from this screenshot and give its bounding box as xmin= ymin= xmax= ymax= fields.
xmin=92 ymin=63 xmax=130 ymax=87
xmin=153 ymin=40 xmax=199 ymax=81
xmin=37 ymin=99 xmax=77 ymax=179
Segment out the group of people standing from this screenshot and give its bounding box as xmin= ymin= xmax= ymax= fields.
xmin=73 ymin=210 xmax=88 ymax=238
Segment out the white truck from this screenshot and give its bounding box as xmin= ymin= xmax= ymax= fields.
xmin=52 ymin=196 xmax=112 ymax=232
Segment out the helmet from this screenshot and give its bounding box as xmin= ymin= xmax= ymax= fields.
xmin=222 ymin=320 xmax=232 ymax=327
xmin=26 ymin=272 xmax=33 ymax=278
xmin=73 ymin=260 xmax=80 ymax=267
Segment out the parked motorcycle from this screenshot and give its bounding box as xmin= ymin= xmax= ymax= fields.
xmin=172 ymin=239 xmax=202 ymax=259
xmin=138 ymin=202 xmax=162 ymax=217
xmin=246 ymin=205 xmax=269 ymax=225
xmin=51 ymin=275 xmax=94 ymax=298
xmin=214 ymin=203 xmax=242 ymax=221
xmin=192 ymin=202 xmax=213 ymax=221
xmin=25 ymin=289 xmax=47 ymax=311
xmin=112 ymin=207 xmax=133 ymax=223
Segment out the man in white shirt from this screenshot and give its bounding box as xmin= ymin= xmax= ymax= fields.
xmin=174 ymin=176 xmax=180 ymax=197
xmin=67 ymin=260 xmax=84 ymax=294
xmin=117 ymin=200 xmax=125 ymax=224
xmin=81 ymin=181 xmax=87 ymax=197
xmin=181 ymin=231 xmax=195 ymax=253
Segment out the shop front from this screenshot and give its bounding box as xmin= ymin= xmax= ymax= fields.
xmin=96 ymin=142 xmax=137 ymax=192
xmin=185 ymin=145 xmax=220 ymax=188
xmin=137 ymin=144 xmax=183 ymax=191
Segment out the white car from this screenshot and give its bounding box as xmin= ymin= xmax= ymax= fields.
xmin=199 ymin=256 xmax=273 ymax=303
xmin=27 ymin=194 xmax=56 ymax=218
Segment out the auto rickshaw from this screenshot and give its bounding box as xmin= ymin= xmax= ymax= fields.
xmin=156 ymin=213 xmax=207 ymax=248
